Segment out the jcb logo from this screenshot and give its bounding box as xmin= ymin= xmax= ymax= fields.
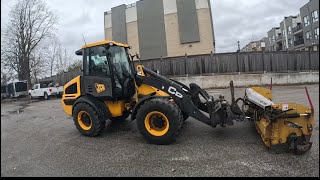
xmin=95 ymin=83 xmax=106 ymax=93
xmin=168 ymin=86 xmax=183 ymax=99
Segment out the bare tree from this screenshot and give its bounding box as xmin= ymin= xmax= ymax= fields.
xmin=55 ymin=43 xmax=69 ymax=75
xmin=1 ymin=69 xmax=16 ymax=86
xmin=1 ymin=0 xmax=58 ymax=89
xmin=1 ymin=47 xmax=17 ymax=85
xmin=45 ymin=37 xmax=62 ymax=77
xmin=66 ymin=59 xmax=82 ymax=72
xmin=29 ymin=46 xmax=49 ymax=84
xmin=45 ymin=36 xmax=69 ymax=76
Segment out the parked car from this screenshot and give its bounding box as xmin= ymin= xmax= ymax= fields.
xmin=28 ymin=82 xmax=63 ymax=100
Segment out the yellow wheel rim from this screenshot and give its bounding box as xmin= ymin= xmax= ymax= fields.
xmin=144 ymin=111 xmax=169 ymax=137
xmin=78 ymin=111 xmax=92 ymax=131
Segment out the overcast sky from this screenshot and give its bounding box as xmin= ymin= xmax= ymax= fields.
xmin=1 ymin=0 xmax=309 ymax=62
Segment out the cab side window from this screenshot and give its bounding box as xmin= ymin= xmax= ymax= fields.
xmin=85 ymin=46 xmax=111 ymax=77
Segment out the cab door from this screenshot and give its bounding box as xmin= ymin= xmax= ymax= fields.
xmin=81 ymin=46 xmax=113 ymax=98
xmin=32 ymin=84 xmax=40 ymax=97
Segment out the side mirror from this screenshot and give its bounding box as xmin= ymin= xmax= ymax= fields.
xmin=31 ymin=88 xmax=34 ymax=90
xmin=75 ymin=49 xmax=83 ymax=56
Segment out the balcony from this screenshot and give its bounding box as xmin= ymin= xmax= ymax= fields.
xmin=294 ymin=39 xmax=304 ymax=46
xmin=292 ymin=24 xmax=303 ymax=34
xmin=275 ymin=35 xmax=282 ymax=42
xmin=277 ymin=47 xmax=283 ymax=51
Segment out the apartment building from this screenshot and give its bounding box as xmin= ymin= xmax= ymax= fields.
xmin=292 ymin=15 xmax=305 ymax=51
xmin=104 ymin=0 xmax=215 ymax=60
xmin=262 ymin=37 xmax=271 ymax=51
xmin=245 ymin=0 xmax=319 ymax=52
xmin=267 ymin=27 xmax=282 ymax=51
xmin=279 ymin=15 xmax=302 ymax=51
xmin=240 ymin=37 xmax=269 ymax=52
xmin=300 ymin=0 xmax=319 ymax=51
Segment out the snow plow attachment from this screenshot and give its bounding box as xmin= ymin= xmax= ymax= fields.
xmin=241 ymin=86 xmax=314 ymax=154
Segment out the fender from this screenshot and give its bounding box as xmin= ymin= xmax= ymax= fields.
xmin=131 ymin=94 xmax=171 ymax=121
xmin=73 ymin=95 xmax=112 ymax=121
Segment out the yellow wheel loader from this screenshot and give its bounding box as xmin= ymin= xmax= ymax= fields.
xmin=62 ymin=40 xmax=314 ymax=154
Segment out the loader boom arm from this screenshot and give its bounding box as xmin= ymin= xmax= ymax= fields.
xmin=136 ymin=66 xmax=212 ymax=125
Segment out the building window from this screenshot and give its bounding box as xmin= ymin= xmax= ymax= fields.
xmin=269 ymin=37 xmax=271 ymax=43
xmin=287 ymin=26 xmax=292 ymax=35
xmin=306 ymin=31 xmax=312 ymax=41
xmin=315 ymin=28 xmax=319 ymax=40
xmin=272 ymin=35 xmax=275 ymax=42
xmin=311 ymin=10 xmax=318 ymax=23
xmin=304 ymin=16 xmax=310 ymax=26
xmin=282 ymin=29 xmax=285 ymax=36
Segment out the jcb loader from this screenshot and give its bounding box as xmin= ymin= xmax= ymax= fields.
xmin=62 ymin=40 xmax=314 ymax=154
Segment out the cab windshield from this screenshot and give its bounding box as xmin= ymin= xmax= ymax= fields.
xmin=108 ymin=46 xmax=132 ymax=79
xmin=84 ymin=45 xmax=132 ymax=79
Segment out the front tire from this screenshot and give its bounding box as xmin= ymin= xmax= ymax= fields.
xmin=73 ymin=102 xmax=106 ymax=137
xmin=136 ymin=98 xmax=183 ymax=145
xmin=29 ymin=93 xmax=33 ymax=99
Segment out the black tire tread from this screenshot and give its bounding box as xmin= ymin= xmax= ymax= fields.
xmin=44 ymin=92 xmax=49 ymax=100
xmin=73 ymin=102 xmax=106 ymax=137
xmin=136 ymin=98 xmax=183 ymax=145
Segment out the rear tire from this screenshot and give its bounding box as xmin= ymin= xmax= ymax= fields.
xmin=73 ymin=102 xmax=106 ymax=137
xmin=136 ymin=98 xmax=182 ymax=145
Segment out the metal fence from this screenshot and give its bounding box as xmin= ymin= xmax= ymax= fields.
xmin=40 ymin=51 xmax=319 ymax=85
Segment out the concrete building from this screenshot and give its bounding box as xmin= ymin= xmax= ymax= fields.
xmin=300 ymin=0 xmax=319 ymax=51
xmin=267 ymin=27 xmax=282 ymax=51
xmin=292 ymin=15 xmax=305 ymax=51
xmin=245 ymin=0 xmax=319 ymax=52
xmin=279 ymin=15 xmax=302 ymax=51
xmin=240 ymin=37 xmax=268 ymax=52
xmin=262 ymin=37 xmax=271 ymax=51
xmin=104 ymin=0 xmax=215 ymax=60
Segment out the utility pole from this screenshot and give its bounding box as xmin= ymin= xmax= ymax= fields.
xmin=237 ymin=41 xmax=240 ymax=52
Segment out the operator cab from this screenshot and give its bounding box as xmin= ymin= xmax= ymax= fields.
xmin=76 ymin=40 xmax=135 ymax=100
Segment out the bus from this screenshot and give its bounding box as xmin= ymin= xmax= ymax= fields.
xmin=7 ymin=80 xmax=28 ymax=98
xmin=1 ymin=85 xmax=7 ymax=99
